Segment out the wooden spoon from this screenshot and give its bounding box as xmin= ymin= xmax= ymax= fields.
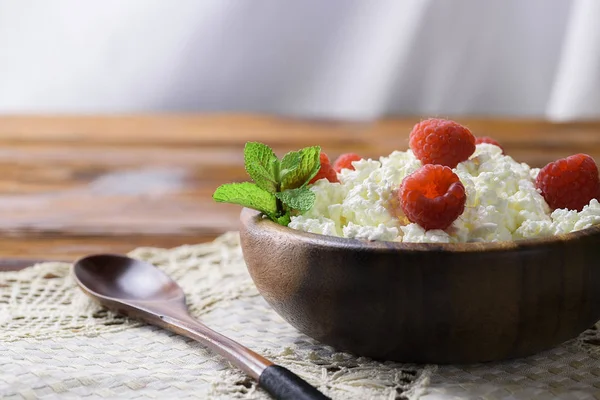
xmin=73 ymin=254 xmax=329 ymax=400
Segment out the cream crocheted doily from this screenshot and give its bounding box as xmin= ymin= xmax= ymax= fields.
xmin=1 ymin=232 xmax=599 ymax=399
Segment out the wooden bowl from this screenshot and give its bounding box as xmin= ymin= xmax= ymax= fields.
xmin=239 ymin=208 xmax=600 ymax=364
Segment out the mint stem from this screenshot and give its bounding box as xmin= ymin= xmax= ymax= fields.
xmin=272 ymin=155 xmax=287 ymax=216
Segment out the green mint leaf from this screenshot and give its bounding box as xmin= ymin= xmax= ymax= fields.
xmin=213 ymin=182 xmax=277 ymax=217
xmin=280 ymin=151 xmax=301 ymax=179
xmin=281 ymin=146 xmax=321 ymax=191
xmin=244 ymin=142 xmax=279 ymax=193
xmin=276 ymin=213 xmax=291 ymax=226
xmin=275 ymin=187 xmax=316 ymax=212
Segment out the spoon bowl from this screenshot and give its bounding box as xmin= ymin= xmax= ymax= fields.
xmin=74 ymin=254 xmax=184 ymax=302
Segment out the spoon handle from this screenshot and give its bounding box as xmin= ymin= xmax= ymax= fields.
xmin=160 ymin=314 xmax=330 ymax=400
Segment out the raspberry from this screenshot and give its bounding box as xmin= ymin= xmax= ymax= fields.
xmin=319 ymin=152 xmax=330 ymax=164
xmin=333 ymin=153 xmax=361 ymax=172
xmin=309 ymin=152 xmax=339 ymax=184
xmin=475 ymin=136 xmax=504 ymax=153
xmin=398 ymin=164 xmax=466 ymax=230
xmin=535 ymin=153 xmax=600 ymax=211
xmin=409 ymin=118 xmax=476 ymax=168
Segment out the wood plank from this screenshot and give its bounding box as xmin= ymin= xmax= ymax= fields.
xmin=0 ymin=115 xmax=599 ymax=265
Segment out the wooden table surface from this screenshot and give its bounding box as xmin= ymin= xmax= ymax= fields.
xmin=1 ymin=114 xmax=599 ymax=269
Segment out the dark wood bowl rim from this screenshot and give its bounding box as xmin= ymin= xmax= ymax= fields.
xmin=241 ymin=208 xmax=600 ymax=253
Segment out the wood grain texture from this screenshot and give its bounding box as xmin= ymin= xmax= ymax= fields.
xmin=1 ymin=114 xmax=599 ymax=266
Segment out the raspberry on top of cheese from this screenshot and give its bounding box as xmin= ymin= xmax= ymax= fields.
xmin=398 ymin=164 xmax=466 ymax=231
xmin=288 ymin=142 xmax=600 ymax=243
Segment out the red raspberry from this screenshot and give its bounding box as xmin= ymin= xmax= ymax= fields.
xmin=319 ymin=152 xmax=330 ymax=164
xmin=398 ymin=164 xmax=466 ymax=230
xmin=535 ymin=153 xmax=600 ymax=211
xmin=309 ymin=152 xmax=339 ymax=184
xmin=409 ymin=118 xmax=476 ymax=168
xmin=475 ymin=136 xmax=504 ymax=153
xmin=333 ymin=153 xmax=361 ymax=172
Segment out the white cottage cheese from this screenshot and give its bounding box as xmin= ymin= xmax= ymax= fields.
xmin=288 ymin=144 xmax=600 ymax=243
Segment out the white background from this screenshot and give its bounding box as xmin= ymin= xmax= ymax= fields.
xmin=0 ymin=0 xmax=598 ymax=120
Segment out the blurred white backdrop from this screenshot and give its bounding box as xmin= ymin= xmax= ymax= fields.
xmin=0 ymin=0 xmax=598 ymax=120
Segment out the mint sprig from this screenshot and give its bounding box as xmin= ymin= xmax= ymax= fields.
xmin=212 ymin=142 xmax=321 ymax=225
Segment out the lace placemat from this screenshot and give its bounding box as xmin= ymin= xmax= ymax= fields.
xmin=1 ymin=232 xmax=599 ymax=399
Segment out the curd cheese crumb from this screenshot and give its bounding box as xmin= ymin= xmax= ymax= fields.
xmin=288 ymin=216 xmax=340 ymax=237
xmin=343 ymin=222 xmax=399 ymax=241
xmin=401 ymin=223 xmax=454 ymax=243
